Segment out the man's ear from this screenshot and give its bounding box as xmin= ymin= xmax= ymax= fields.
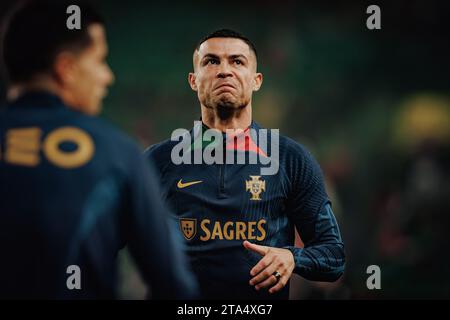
xmin=253 ymin=72 xmax=263 ymax=92
xmin=188 ymin=72 xmax=198 ymax=91
xmin=53 ymin=52 xmax=77 ymax=85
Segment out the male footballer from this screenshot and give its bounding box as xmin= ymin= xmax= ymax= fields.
xmin=0 ymin=1 xmax=197 ymax=299
xmin=145 ymin=29 xmax=345 ymax=299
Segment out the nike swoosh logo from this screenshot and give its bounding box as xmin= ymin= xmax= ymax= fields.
xmin=177 ymin=179 xmax=203 ymax=189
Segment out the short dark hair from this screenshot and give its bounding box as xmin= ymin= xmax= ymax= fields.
xmin=1 ymin=0 xmax=104 ymax=83
xmin=196 ymin=29 xmax=257 ymax=59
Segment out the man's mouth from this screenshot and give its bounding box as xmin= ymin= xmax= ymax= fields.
xmin=215 ymin=83 xmax=235 ymax=91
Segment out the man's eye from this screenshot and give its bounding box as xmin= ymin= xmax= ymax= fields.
xmin=207 ymin=59 xmax=219 ymax=65
xmin=234 ymin=60 xmax=242 ymax=65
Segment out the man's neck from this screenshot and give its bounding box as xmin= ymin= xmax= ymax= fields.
xmin=7 ymin=76 xmax=61 ymax=102
xmin=201 ymin=103 xmax=252 ymax=132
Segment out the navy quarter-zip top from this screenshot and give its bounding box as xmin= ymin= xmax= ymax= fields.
xmin=145 ymin=121 xmax=345 ymax=299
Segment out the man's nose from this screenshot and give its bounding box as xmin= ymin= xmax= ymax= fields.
xmin=106 ymin=64 xmax=115 ymax=86
xmin=217 ymin=62 xmax=233 ymax=78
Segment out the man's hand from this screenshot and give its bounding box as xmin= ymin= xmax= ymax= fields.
xmin=243 ymin=240 xmax=295 ymax=294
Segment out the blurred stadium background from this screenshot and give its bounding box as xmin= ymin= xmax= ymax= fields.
xmin=1 ymin=0 xmax=449 ymax=299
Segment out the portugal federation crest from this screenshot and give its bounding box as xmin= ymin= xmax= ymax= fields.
xmin=179 ymin=218 xmax=197 ymax=240
xmin=246 ymin=175 xmax=266 ymax=201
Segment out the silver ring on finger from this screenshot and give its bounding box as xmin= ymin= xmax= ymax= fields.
xmin=272 ymin=271 xmax=282 ymax=283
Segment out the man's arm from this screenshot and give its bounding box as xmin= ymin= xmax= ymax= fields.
xmin=244 ymin=142 xmax=345 ymax=294
xmin=284 ymin=144 xmax=345 ymax=282
xmin=285 ymin=202 xmax=345 ymax=282
xmin=124 ymin=146 xmax=198 ymax=299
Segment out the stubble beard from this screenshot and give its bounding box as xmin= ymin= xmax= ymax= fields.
xmin=205 ymin=94 xmax=249 ymax=121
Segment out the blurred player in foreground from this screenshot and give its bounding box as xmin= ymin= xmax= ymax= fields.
xmin=0 ymin=1 xmax=197 ymax=299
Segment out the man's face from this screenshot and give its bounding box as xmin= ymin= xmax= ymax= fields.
xmin=61 ymin=24 xmax=114 ymax=115
xmin=189 ymin=37 xmax=262 ymax=110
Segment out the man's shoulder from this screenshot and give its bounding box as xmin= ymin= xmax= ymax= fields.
xmin=1 ymin=102 xmax=134 ymax=149
xmin=143 ymin=138 xmax=180 ymax=176
xmin=279 ymin=134 xmax=312 ymax=158
xmin=274 ymin=133 xmax=325 ymax=182
xmin=54 ymin=113 xmax=146 ymax=171
xmin=253 ymin=122 xmax=312 ymax=161
xmin=71 ymin=114 xmax=139 ymax=151
xmin=144 ymin=138 xmax=178 ymax=160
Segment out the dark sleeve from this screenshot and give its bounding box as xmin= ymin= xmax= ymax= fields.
xmin=124 ymin=147 xmax=198 ymax=299
xmin=284 ymin=144 xmax=345 ymax=282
